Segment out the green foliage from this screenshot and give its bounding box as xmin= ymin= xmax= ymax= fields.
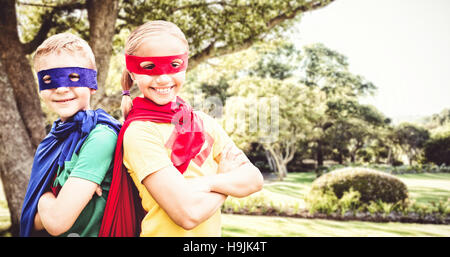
xmin=310 ymin=167 xmax=409 ymax=204
xmin=305 ymin=189 xmax=339 ymax=215
xmin=326 ymin=163 xmax=450 ymax=175
xmin=431 ymin=199 xmax=450 ymax=216
xmin=294 ymin=43 xmax=384 ymax=167
xmin=421 ymin=108 xmax=450 ymax=131
xmin=17 ymin=1 xmax=90 ymax=44
xmin=337 ymin=188 xmax=362 ymax=215
xmin=305 ymin=186 xmax=449 ymax=219
xmin=305 ymin=188 xmax=362 ymax=215
xmin=247 ymin=42 xmax=301 ymax=80
xmin=424 ymin=131 xmax=450 ymax=166
xmin=300 ymin=43 xmax=376 ymax=98
xmin=371 ymin=200 xmax=403 ymax=215
xmin=186 ymin=39 xmax=389 ymax=173
xmin=221 ymin=192 xmax=293 ymax=216
xmin=117 ymin=0 xmax=328 ymax=66
xmin=393 ymin=123 xmax=430 ymax=164
xmin=404 ymin=199 xmax=450 ymax=217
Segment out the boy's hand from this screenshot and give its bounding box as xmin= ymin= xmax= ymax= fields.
xmin=95 ymin=185 xmax=102 ymax=197
xmin=217 ymin=143 xmax=248 ymax=174
xmin=34 ymin=212 xmax=44 ymax=231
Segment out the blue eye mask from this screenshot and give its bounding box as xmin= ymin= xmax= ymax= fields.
xmin=37 ymin=67 xmax=98 ymax=91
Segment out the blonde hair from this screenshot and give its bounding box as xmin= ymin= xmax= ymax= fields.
xmin=121 ymin=20 xmax=189 ymax=118
xmin=33 ymin=32 xmax=96 ymax=71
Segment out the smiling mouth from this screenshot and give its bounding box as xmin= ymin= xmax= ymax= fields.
xmin=150 ymin=85 xmax=175 ymax=94
xmin=54 ymin=98 xmax=75 ymax=103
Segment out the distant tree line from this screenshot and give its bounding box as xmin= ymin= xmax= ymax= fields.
xmin=185 ymin=40 xmax=450 ymax=179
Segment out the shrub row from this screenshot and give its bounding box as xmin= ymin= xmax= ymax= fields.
xmin=221 ymin=192 xmax=450 ymax=225
xmin=305 ymin=188 xmax=449 ymax=217
xmin=322 ymin=163 xmax=450 ymax=175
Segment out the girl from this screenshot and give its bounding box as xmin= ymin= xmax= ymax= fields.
xmin=114 ymin=20 xmax=263 ymax=236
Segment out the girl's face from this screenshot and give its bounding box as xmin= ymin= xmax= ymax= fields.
xmin=130 ymin=34 xmax=188 ymax=105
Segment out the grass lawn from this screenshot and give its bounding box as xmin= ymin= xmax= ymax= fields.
xmin=221 ymin=214 xmax=450 ymax=237
xmin=1 ymin=171 xmax=450 ymax=236
xmin=395 ymin=173 xmax=450 ymax=204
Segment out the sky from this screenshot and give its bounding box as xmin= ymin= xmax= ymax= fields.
xmin=291 ymin=0 xmax=450 ymax=123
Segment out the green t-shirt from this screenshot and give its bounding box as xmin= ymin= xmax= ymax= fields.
xmin=52 ymin=124 xmax=118 ymax=237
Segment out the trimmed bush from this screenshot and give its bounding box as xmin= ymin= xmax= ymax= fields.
xmin=310 ymin=167 xmax=409 ymax=204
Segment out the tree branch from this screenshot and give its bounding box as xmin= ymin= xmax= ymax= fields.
xmin=172 ymin=1 xmax=242 ymax=12
xmin=266 ymin=0 xmax=334 ymax=29
xmin=21 ymin=1 xmax=86 ymax=54
xmin=188 ymin=39 xmax=217 ymax=70
xmin=17 ymin=0 xmax=84 ymax=8
xmin=188 ymin=0 xmax=334 ymax=70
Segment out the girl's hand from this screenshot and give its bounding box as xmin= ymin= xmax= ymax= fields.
xmin=217 ymin=143 xmax=248 ymax=174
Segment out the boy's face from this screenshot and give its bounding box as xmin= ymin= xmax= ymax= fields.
xmin=130 ymin=34 xmax=187 ymax=105
xmin=36 ymin=51 xmax=96 ymax=122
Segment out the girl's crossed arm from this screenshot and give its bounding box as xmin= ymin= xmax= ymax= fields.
xmin=141 ymin=165 xmax=226 ymax=230
xmin=208 ymin=143 xmax=264 ymax=198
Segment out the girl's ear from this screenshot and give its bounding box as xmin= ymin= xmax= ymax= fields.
xmin=90 ymin=89 xmax=97 ymax=95
xmin=129 ymin=72 xmax=136 ymax=81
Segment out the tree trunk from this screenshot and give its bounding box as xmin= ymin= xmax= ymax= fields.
xmin=337 ymin=150 xmax=343 ymax=164
xmin=387 ymin=148 xmax=393 ymax=165
xmin=350 ymin=153 xmax=356 ymax=163
xmin=265 ymin=149 xmax=276 ymax=172
xmin=407 ymin=152 xmax=413 ymax=166
xmin=265 ymin=146 xmax=288 ymax=180
xmin=274 ymin=156 xmax=287 ymax=180
xmin=316 ymin=140 xmax=324 ymax=166
xmin=0 ymin=0 xmax=47 ymax=236
xmin=277 ymin=164 xmax=287 ymax=180
xmin=0 ymin=0 xmax=46 ymax=148
xmin=0 ymin=60 xmax=35 ymax=236
xmin=86 ymin=0 xmax=120 ymax=108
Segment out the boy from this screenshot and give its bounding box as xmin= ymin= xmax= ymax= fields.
xmin=20 ymin=33 xmax=121 ymax=237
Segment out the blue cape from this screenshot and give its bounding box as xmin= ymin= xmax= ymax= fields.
xmin=20 ymin=109 xmax=121 ymax=237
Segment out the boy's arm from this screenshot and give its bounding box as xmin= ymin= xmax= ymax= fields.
xmin=37 ymin=125 xmax=117 ymax=236
xmin=34 ymin=186 xmax=102 ymax=233
xmin=37 ymin=177 xmax=99 ymax=236
xmin=207 ymin=143 xmax=264 ymax=198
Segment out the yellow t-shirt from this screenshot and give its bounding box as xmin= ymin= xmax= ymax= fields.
xmin=123 ymin=111 xmax=233 ymax=237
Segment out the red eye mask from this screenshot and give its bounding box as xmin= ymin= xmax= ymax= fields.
xmin=125 ymin=53 xmax=188 ymax=75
